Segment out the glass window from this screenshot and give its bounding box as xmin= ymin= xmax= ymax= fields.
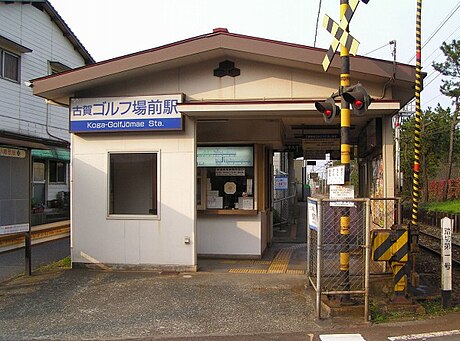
xmin=49 ymin=161 xmax=67 ymax=183
xmin=33 ymin=161 xmax=46 ymax=182
xmin=109 ymin=153 xmax=158 ymax=216
xmin=197 ymin=146 xmax=255 ymax=210
xmin=2 ymin=51 xmax=19 ymax=82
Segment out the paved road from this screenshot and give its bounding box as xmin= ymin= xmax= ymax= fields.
xmin=0 ymin=237 xmax=69 ymax=282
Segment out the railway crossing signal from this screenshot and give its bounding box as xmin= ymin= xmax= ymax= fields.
xmin=322 ymin=0 xmax=369 ymax=72
xmin=314 ymin=97 xmax=339 ymax=123
xmin=318 ymin=0 xmax=372 ymax=306
xmin=342 ymin=83 xmax=372 ymax=116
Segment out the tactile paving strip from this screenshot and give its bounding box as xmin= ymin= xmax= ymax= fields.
xmin=228 ymin=244 xmax=305 ymax=274
xmin=267 ymin=248 xmax=293 ymax=273
xmin=228 ymin=269 xmax=267 ymax=274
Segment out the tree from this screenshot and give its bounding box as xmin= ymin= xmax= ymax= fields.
xmin=432 ymin=39 xmax=460 ymax=201
xmin=399 ymin=105 xmax=451 ymax=201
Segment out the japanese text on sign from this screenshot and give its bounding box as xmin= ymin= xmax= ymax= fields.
xmin=0 ymin=147 xmax=26 ymax=159
xmin=70 ymin=95 xmax=183 ymax=133
xmin=327 ymin=165 xmax=345 ymax=185
xmin=441 ymin=217 xmax=452 ymax=291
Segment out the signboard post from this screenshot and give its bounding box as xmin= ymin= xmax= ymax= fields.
xmin=441 ymin=217 xmax=452 ymax=309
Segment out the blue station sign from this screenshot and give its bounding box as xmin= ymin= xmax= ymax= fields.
xmin=70 ymin=94 xmax=183 ymax=133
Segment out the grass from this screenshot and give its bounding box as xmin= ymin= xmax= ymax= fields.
xmin=369 ymin=303 xmax=406 ymax=323
xmin=370 ymin=299 xmax=460 ymax=323
xmin=419 ymin=300 xmax=460 ymax=315
xmin=422 ymin=200 xmax=460 ymax=214
xmin=35 ymin=256 xmax=71 ymax=272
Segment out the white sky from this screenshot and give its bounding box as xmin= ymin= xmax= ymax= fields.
xmin=49 ymin=0 xmax=460 ymax=111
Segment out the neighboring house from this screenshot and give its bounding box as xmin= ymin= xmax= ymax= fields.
xmin=0 ymin=0 xmax=93 ymax=227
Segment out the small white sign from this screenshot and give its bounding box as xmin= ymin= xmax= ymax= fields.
xmin=274 ymin=175 xmax=289 ymax=190
xmin=441 ymin=217 xmax=453 ymax=291
xmin=329 ymin=185 xmax=355 ymax=207
xmin=0 ymin=223 xmax=29 ymax=235
xmin=307 ymin=200 xmax=318 ymax=231
xmin=327 ymin=165 xmax=345 ymax=185
xmin=238 ymin=197 xmax=254 ymax=210
xmin=215 ymin=168 xmax=245 ymax=176
xmin=207 ymin=196 xmax=223 ymax=209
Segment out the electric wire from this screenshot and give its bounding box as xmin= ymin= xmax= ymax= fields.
xmin=314 ymin=0 xmax=322 ymax=47
xmin=362 ymin=42 xmax=391 ymax=56
xmin=424 ymin=93 xmax=443 ymax=106
xmin=407 ymin=0 xmax=460 ymax=64
xmin=422 ymin=25 xmax=460 ymax=67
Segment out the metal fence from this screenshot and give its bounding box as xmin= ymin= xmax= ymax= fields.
xmin=306 ymin=197 xmax=401 ymax=321
xmin=369 ymin=198 xmax=401 ymax=274
xmin=307 ymin=198 xmax=370 ymax=321
xmin=273 ymin=181 xmax=297 ymax=228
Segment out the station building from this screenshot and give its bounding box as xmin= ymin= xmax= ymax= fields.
xmin=32 ymin=28 xmax=415 ymax=271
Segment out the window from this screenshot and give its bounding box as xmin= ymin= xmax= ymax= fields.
xmin=109 ymin=152 xmax=158 ymax=217
xmin=197 ymin=146 xmax=254 ymax=210
xmin=49 ymin=161 xmax=67 ymax=183
xmin=49 ymin=61 xmax=71 ymax=75
xmin=1 ymin=50 xmax=19 ymax=82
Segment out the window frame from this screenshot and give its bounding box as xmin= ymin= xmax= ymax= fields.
xmin=196 ymin=145 xmax=256 ymax=212
xmin=107 ymin=151 xmax=160 ymax=220
xmin=48 ymin=160 xmax=68 ymax=184
xmin=1 ymin=49 xmax=20 ymax=83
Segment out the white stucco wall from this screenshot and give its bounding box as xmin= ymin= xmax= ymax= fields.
xmin=70 ymin=117 xmax=196 ymax=269
xmin=197 ymin=215 xmax=262 ymax=256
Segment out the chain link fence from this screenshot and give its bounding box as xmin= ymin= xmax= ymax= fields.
xmin=369 ymin=198 xmax=401 ymax=274
xmin=307 ymin=197 xmax=401 ymax=320
xmin=307 ymin=198 xmax=370 ymax=321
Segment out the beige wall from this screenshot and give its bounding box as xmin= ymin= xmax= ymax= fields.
xmin=197 ymin=215 xmax=262 ymax=256
xmin=78 ymin=58 xmax=385 ymax=102
xmin=70 ymin=117 xmax=196 ymax=269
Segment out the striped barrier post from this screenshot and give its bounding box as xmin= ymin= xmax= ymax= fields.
xmin=409 ymin=0 xmax=423 ymax=288
xmin=372 ymin=227 xmax=409 ymax=298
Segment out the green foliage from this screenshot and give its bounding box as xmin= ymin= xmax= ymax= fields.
xmin=36 ymin=256 xmax=71 ymax=272
xmin=419 ymin=300 xmax=460 ymax=315
xmin=400 ymin=105 xmax=454 ymax=200
xmin=370 ymin=299 xmax=460 ymax=323
xmin=433 ymin=40 xmax=460 ymax=99
xmin=369 ymin=302 xmax=405 ymax=323
xmin=422 ymin=199 xmax=460 ymax=214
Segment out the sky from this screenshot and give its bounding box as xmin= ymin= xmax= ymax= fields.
xmin=49 ymin=0 xmax=460 ymax=111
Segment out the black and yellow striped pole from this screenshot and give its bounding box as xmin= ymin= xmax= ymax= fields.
xmin=339 ymin=0 xmax=352 ymax=302
xmin=409 ymin=0 xmax=422 ymax=287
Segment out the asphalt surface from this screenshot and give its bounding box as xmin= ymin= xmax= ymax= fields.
xmin=0 ymin=269 xmax=318 ymax=340
xmin=1 ymin=265 xmax=460 ymax=340
xmin=0 ymin=237 xmax=70 ymax=282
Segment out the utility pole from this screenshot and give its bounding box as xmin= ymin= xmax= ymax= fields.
xmin=409 ymin=0 xmax=423 ymax=288
xmin=315 ymin=0 xmax=371 ymax=306
xmin=339 ymin=0 xmax=352 ymax=302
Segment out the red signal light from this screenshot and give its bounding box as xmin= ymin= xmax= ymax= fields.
xmin=325 ymin=109 xmax=332 ymax=117
xmin=354 ymin=99 xmax=364 ymax=109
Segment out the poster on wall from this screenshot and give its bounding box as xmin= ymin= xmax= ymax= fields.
xmin=70 ymin=94 xmax=183 ymax=133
